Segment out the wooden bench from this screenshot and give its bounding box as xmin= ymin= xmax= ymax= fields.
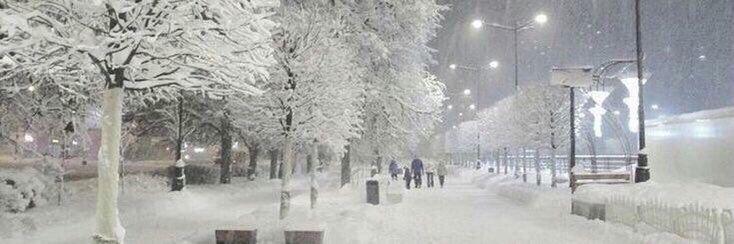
xmin=572 ymin=172 xmax=632 ymax=192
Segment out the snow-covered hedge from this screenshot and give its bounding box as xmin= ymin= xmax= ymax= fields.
xmin=178 ymin=164 xmax=220 ymax=185
xmin=0 ymin=167 xmax=57 ymax=213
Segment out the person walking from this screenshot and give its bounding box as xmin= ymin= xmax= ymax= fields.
xmin=389 ymin=160 xmax=399 ymax=180
xmin=411 ymin=158 xmax=424 ymax=188
xmin=425 ymin=161 xmax=435 ymax=188
xmin=437 ymin=161 xmax=448 ymax=188
xmin=403 ymin=166 xmax=412 ymax=190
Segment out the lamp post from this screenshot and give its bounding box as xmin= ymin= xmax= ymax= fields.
xmin=449 ymin=62 xmax=498 ymax=164
xmin=634 ymin=0 xmax=650 ymax=183
xmin=472 ymin=13 xmax=547 ymax=90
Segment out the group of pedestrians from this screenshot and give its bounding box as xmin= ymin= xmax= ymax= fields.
xmin=388 ymin=158 xmax=448 ymax=189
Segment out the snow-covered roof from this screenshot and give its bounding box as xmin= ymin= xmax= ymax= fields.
xmin=647 ymin=106 xmax=734 ymax=127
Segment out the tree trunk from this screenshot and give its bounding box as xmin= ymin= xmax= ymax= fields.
xmin=94 ymin=87 xmax=125 ymax=243
xmin=269 ymin=149 xmax=278 ymax=179
xmin=309 ymin=143 xmax=318 ymax=209
xmin=340 ymin=143 xmax=351 ymax=187
xmin=374 ymin=149 xmax=383 ymax=174
xmin=521 ymin=148 xmax=527 ymax=183
xmin=172 ymin=93 xmax=185 ymax=191
xmin=495 ymin=149 xmax=500 ymax=173
xmin=306 ymin=150 xmax=314 ymax=174
xmin=220 ymin=113 xmax=232 ymax=184
xmin=535 ymin=148 xmax=541 ymax=186
xmin=503 ymin=147 xmax=508 ymax=175
xmin=550 ymin=148 xmax=558 ymax=188
xmin=279 ymin=135 xmax=294 ymax=219
xmin=247 ymin=144 xmax=259 ymax=180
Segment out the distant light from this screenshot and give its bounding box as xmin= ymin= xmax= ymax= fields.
xmin=463 ymin=89 xmax=471 ymax=95
xmin=193 ymin=147 xmax=205 ymax=153
xmin=471 ymin=19 xmax=483 ymax=29
xmin=613 ymin=110 xmax=621 ymax=115
xmin=534 ymin=14 xmax=548 ymax=24
xmin=452 ymin=125 xmax=458 ymax=129
xmin=233 ymin=142 xmax=239 ymax=149
xmin=698 ymin=55 xmax=706 ymax=61
xmin=447 ymin=105 xmax=453 ymax=110
xmin=166 ymin=147 xmax=171 ymax=151
xmin=51 ymin=139 xmax=59 ymax=143
xmin=489 ymin=61 xmax=499 ymax=69
xmin=72 ymin=140 xmax=78 ymax=145
xmin=27 ymin=85 xmax=35 ymax=92
xmin=651 ymin=104 xmax=659 ymax=110
xmin=459 ymin=112 xmax=464 ymax=117
xmin=696 ymin=119 xmax=710 ymax=123
xmin=24 ymin=134 xmax=34 ymax=142
xmin=184 ymin=154 xmax=191 ymax=160
xmin=469 ymin=104 xmax=476 ymax=110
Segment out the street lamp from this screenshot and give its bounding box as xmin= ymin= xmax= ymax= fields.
xmin=469 ymin=104 xmax=476 ymax=110
xmin=471 ymin=19 xmax=483 ymax=29
xmin=489 ymin=60 xmax=499 ymax=69
xmin=449 ymin=64 xmax=457 ymax=70
xmin=471 ymin=13 xmax=548 ymax=90
xmin=463 ymin=89 xmax=471 ymax=96
xmin=534 ymin=14 xmax=548 ymax=24
xmin=447 ymin=104 xmax=453 ymax=110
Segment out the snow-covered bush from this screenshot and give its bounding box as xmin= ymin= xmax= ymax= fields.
xmin=178 ymin=164 xmax=220 ymax=185
xmin=0 ymin=167 xmax=56 ymax=213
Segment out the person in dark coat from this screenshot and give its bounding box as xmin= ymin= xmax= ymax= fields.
xmin=403 ymin=166 xmax=412 ymax=190
xmin=389 ymin=160 xmax=399 ymax=180
xmin=411 ymin=158 xmax=424 ymax=188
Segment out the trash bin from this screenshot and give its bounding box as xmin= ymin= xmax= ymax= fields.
xmin=366 ymin=180 xmax=379 ymax=205
xmin=488 ymin=167 xmax=495 ymax=173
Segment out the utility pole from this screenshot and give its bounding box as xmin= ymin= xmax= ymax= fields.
xmin=569 ymin=87 xmax=577 ymax=190
xmin=634 ymin=0 xmax=650 ymax=182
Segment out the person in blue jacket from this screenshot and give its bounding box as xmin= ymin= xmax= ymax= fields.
xmin=411 ymin=158 xmax=424 ymax=188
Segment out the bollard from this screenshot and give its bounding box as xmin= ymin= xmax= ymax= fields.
xmin=284 ymin=230 xmax=323 ymax=244
xmin=366 ymin=180 xmax=379 ymax=205
xmin=215 ymin=230 xmax=257 ymax=244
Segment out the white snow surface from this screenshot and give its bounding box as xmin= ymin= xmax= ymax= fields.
xmin=1 ymin=169 xmax=698 ymax=244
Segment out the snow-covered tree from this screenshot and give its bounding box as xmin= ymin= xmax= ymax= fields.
xmin=231 ymin=1 xmax=364 ymax=219
xmin=0 ymin=0 xmax=276 ymax=242
xmin=339 ymin=0 xmax=447 ymax=182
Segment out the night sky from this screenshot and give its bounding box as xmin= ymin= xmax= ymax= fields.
xmin=430 ymin=0 xmax=734 ymax=127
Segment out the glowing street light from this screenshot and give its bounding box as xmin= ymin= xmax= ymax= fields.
xmin=27 ymin=85 xmax=35 ymax=92
xmin=447 ymin=104 xmax=453 ymax=110
xmin=469 ymin=104 xmax=476 ymax=110
xmin=449 ymin=64 xmax=457 ymax=70
xmin=534 ymin=14 xmax=548 ymax=24
xmin=24 ymin=134 xmax=34 ymax=142
xmin=471 ymin=19 xmax=483 ymax=29
xmin=651 ymin=104 xmax=660 ymax=110
xmin=489 ymin=60 xmax=499 ymax=69
xmin=459 ymin=112 xmax=463 ymax=117
xmin=463 ymin=89 xmax=471 ymax=96
xmin=471 ymin=13 xmax=548 ymax=90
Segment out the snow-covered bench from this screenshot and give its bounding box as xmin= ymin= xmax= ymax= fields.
xmin=572 ymin=172 xmax=631 ymax=192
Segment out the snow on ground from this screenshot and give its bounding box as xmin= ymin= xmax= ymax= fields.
xmin=1 ymin=168 xmax=696 ymax=244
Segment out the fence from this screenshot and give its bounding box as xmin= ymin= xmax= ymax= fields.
xmin=606 ymin=195 xmax=734 ymax=244
xmin=488 ymin=155 xmax=635 ymax=176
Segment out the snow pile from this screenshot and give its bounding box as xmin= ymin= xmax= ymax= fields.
xmin=575 ymin=181 xmax=734 ymax=210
